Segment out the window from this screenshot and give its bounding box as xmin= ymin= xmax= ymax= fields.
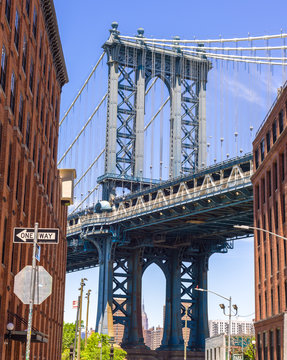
xmin=16 ymin=161 xmax=20 ymax=201
xmin=22 ymin=35 xmax=27 ymax=73
xmin=282 ymin=194 xmax=286 ymax=224
xmin=257 ymin=220 xmax=260 ymax=245
xmin=256 ymin=185 xmax=260 ymax=209
xmin=257 ymin=333 xmax=262 ymax=360
xmin=260 ymin=139 xmax=265 ymax=161
xmin=40 ymin=98 xmax=44 ymax=124
xmin=263 ymin=332 xmax=268 ymax=360
xmin=280 ymin=153 xmax=285 ymax=181
xmin=47 ymin=66 xmax=51 ymax=90
xmin=39 ymin=33 xmax=43 ymax=59
xmin=255 ymin=149 xmax=259 ymax=169
xmin=269 ymin=209 xmax=272 ymax=232
xmin=267 ymin=170 xmax=271 ymax=196
xmin=32 ymin=7 xmax=37 ymax=38
xmin=1 ymin=45 xmax=7 ymax=91
xmin=259 ymin=257 xmax=261 ymax=282
xmin=29 ymin=59 xmax=34 ymax=91
xmin=1 ymin=218 xmax=7 ymax=264
xmin=26 ymin=114 xmax=30 ymax=147
xmin=270 ymin=331 xmax=274 ymax=360
xmin=275 ymin=201 xmax=278 ymax=229
xmin=14 ymin=10 xmax=20 ymax=51
xmin=7 ymin=143 xmax=12 ymax=187
xmin=263 ymin=214 xmax=266 ymax=242
xmin=23 ymin=175 xmax=27 ymax=213
xmin=18 ymin=94 xmax=24 ymax=131
xmin=5 ymin=0 xmax=11 ymax=24
xmin=276 ymin=329 xmax=281 ymax=360
xmin=43 ymin=54 xmax=46 ymax=74
xmin=259 ymin=295 xmax=262 ymax=318
xmin=284 ymin=240 xmax=287 ymax=267
xmin=55 ymin=98 xmax=58 ymax=119
xmin=32 ymin=134 xmax=36 ymax=162
xmin=37 ymin=145 xmax=41 ymax=173
xmin=266 ymin=131 xmax=271 ymax=152
xmin=274 ymin=162 xmax=278 ymax=190
xmin=45 ymin=112 xmax=48 ymax=137
xmin=265 ymin=291 xmax=268 ymax=317
xmin=271 ymin=248 xmax=273 ymax=276
xmin=26 ymin=0 xmax=30 ymax=16
xmin=273 ymin=121 xmax=277 ymax=144
xmin=10 ymin=72 xmax=16 ymax=113
xmin=277 ymin=240 xmax=280 ymax=270
xmin=279 ymin=111 xmax=284 ymax=133
xmin=262 ymin=178 xmax=265 ymax=203
xmin=36 ymin=80 xmax=40 ymax=109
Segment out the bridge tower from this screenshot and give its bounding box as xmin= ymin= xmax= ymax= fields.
xmin=98 ymin=22 xmax=211 ymax=200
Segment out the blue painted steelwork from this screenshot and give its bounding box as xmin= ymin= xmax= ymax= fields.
xmin=66 ymin=153 xmax=253 ymax=354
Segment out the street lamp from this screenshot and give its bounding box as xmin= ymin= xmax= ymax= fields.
xmin=195 ymin=287 xmax=238 ymax=360
xmin=234 ymin=224 xmax=287 ymax=241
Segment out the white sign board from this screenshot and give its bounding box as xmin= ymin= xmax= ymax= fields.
xmin=13 ymin=228 xmax=59 ymax=244
xmin=14 ymin=266 xmax=52 ymax=305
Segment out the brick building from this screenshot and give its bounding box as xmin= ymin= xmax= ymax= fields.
xmin=0 ymin=0 xmax=69 ymax=359
xmin=252 ymin=82 xmax=287 ymax=359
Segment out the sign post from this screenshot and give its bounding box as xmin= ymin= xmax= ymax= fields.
xmin=25 ymin=222 xmax=39 ymax=360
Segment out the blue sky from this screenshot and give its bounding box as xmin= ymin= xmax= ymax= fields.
xmin=54 ymin=0 xmax=287 ymax=329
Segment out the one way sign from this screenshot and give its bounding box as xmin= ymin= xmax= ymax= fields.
xmin=13 ymin=228 xmax=59 ymax=244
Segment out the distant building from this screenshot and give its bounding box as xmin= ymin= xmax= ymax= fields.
xmin=142 ymin=303 xmax=149 ymax=330
xmin=208 ymin=319 xmax=255 ymax=337
xmin=252 ymin=82 xmax=287 ymax=359
xmin=143 ymin=326 xmax=163 ymax=350
xmin=206 ymin=334 xmax=253 ymax=360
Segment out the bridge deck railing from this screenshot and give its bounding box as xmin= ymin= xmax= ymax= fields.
xmin=67 ymin=171 xmax=252 ymax=235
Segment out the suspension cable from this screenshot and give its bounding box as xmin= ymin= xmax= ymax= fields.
xmin=74 ymin=149 xmax=105 ymax=187
xmin=59 ymin=52 xmax=105 ymax=127
xmin=57 ymin=93 xmax=107 ymax=166
xmin=70 ymin=184 xmax=100 ymax=215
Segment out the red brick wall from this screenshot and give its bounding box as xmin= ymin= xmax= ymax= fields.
xmin=0 ymin=1 xmax=68 ymax=359
xmin=252 ymin=84 xmax=287 ymax=360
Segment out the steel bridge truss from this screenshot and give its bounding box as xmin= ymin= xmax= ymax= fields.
xmin=100 ymin=23 xmax=211 ymax=200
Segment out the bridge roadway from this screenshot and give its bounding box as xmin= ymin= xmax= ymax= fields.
xmin=67 ymin=153 xmax=254 ymax=272
xmin=66 ymin=153 xmax=254 ymax=359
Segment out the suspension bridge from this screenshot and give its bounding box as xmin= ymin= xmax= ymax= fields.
xmin=60 ymin=23 xmax=287 ymax=359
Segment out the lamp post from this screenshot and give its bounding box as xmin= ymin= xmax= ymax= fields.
xmin=234 ymin=224 xmax=287 ymax=241
xmin=77 ymin=278 xmax=87 ymax=360
xmin=195 ymin=287 xmax=238 ymax=360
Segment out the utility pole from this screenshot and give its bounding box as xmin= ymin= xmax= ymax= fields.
xmin=85 ymin=289 xmax=91 ymax=347
xmin=73 ymin=295 xmax=80 ymax=360
xmin=77 ymin=278 xmax=87 ymax=360
xmin=25 ymin=222 xmax=39 ymax=360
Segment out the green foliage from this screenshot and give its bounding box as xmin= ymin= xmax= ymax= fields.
xmin=243 ymin=338 xmax=256 ymax=360
xmin=62 ymin=322 xmax=76 ymax=353
xmin=80 ymin=333 xmax=126 ymax=360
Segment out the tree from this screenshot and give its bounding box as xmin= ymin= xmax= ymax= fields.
xmin=61 ymin=322 xmax=85 ymax=360
xmin=243 ymin=338 xmax=256 ymax=360
xmin=80 ymin=333 xmax=126 ymax=360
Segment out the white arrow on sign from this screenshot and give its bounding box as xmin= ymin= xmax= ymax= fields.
xmin=16 ymin=229 xmax=34 ymax=242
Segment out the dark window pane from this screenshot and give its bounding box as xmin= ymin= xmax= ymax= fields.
xmin=10 ymin=72 xmax=16 ymax=114
xmin=1 ymin=46 xmax=7 ymax=91
xmin=14 ymin=10 xmax=20 ymax=51
xmin=5 ymin=0 xmax=11 ymax=24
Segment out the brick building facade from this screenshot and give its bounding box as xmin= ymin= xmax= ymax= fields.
xmin=0 ymin=0 xmax=68 ymax=359
xmin=252 ymin=82 xmax=287 ymax=359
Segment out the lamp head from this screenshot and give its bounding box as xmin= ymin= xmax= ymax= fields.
xmin=232 ymin=304 xmax=238 ymax=311
xmin=6 ymin=323 xmax=14 ymax=331
xmin=219 ymin=303 xmax=225 ymax=310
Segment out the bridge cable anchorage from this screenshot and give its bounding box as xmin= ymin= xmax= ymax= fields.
xmin=57 ymin=92 xmax=108 ymax=166
xmin=74 ymin=148 xmax=105 ymax=188
xmin=59 ymin=51 xmax=105 ymax=127
xmin=70 ymin=184 xmax=100 ymax=215
xmin=118 ymin=32 xmax=287 ymax=44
